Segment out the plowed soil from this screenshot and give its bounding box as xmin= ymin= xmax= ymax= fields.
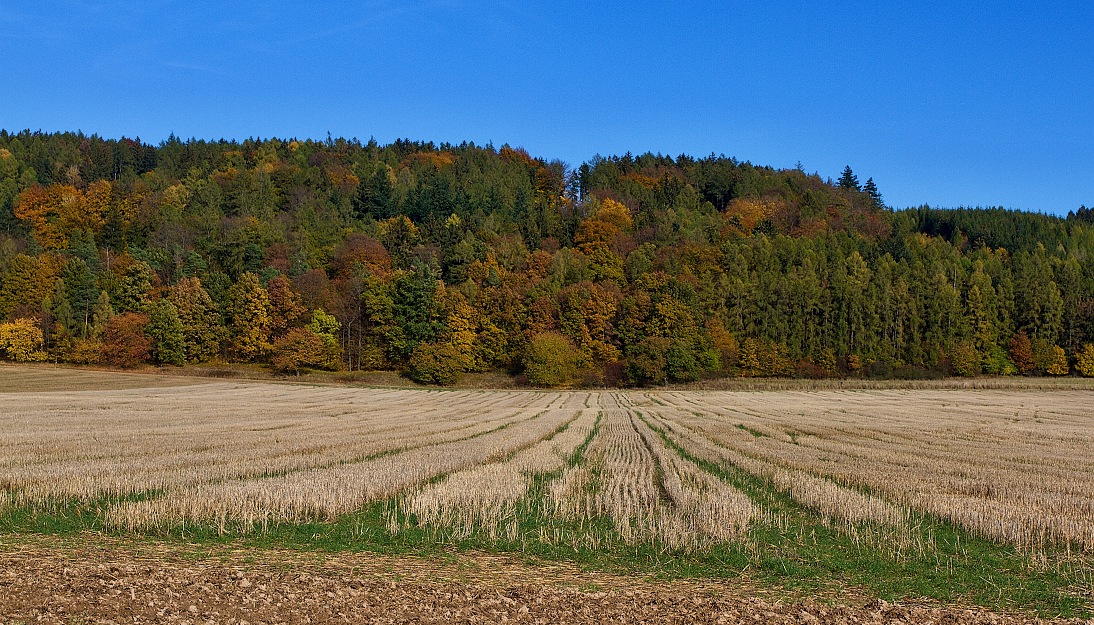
xmin=0 ymin=536 xmax=1088 ymax=624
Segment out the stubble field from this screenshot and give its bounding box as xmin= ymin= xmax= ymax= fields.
xmin=1 ymin=365 xmax=1092 ymax=622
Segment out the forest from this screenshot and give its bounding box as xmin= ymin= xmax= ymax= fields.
xmin=1 ymin=130 xmax=1092 ymax=385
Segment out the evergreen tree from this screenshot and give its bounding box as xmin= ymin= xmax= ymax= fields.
xmin=145 ymin=299 xmax=186 ymax=366
xmin=48 ymin=278 xmax=77 ymax=339
xmin=838 ymin=166 xmax=860 ymax=191
xmin=863 ymin=177 xmax=883 ymax=208
xmin=91 ymin=291 xmax=114 ymax=337
xmin=389 ymin=261 xmax=441 ymax=361
xmin=353 ymin=167 xmax=396 ymax=219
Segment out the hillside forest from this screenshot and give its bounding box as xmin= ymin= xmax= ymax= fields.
xmin=1 ymin=131 xmax=1093 ymax=385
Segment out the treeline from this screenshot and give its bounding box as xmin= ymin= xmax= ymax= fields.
xmin=1 ymin=130 xmax=1093 ymax=385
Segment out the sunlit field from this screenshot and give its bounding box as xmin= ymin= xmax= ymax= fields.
xmin=1 ymin=366 xmax=1092 ymax=616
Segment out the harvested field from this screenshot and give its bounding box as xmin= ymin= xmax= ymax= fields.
xmin=1 ymin=366 xmax=1093 ymax=617
xmin=641 ymin=389 xmax=1094 ymax=552
xmin=0 ymin=363 xmax=215 ymax=392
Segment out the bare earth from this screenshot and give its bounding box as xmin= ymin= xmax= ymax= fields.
xmin=0 ymin=536 xmax=1087 ymax=625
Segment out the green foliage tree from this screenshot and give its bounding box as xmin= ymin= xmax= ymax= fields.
xmin=627 ymin=336 xmax=670 ymax=385
xmin=837 ymin=166 xmax=860 ymax=191
xmin=47 ymin=278 xmax=77 ymax=341
xmin=145 ymin=299 xmax=186 ymax=366
xmin=307 ymin=308 xmax=341 ymax=341
xmin=982 ymin=345 xmax=1017 ymax=376
xmin=390 ymin=261 xmax=441 ymax=362
xmin=110 ymin=258 xmax=156 ymax=313
xmin=862 ymin=178 xmax=883 ymax=208
xmin=353 ymin=167 xmax=397 ymax=219
xmin=3 ymin=131 xmax=1094 ymax=385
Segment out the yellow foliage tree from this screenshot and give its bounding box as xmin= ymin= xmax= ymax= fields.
xmin=225 ymin=272 xmax=273 ymax=361
xmin=0 ymin=318 xmax=48 ymax=362
xmin=559 ymin=282 xmax=620 ymax=364
xmin=574 ymin=198 xmax=632 ymax=254
xmin=1075 ymin=344 xmax=1094 ymax=377
xmin=14 ymin=185 xmax=78 ymax=249
xmin=1046 ymin=345 xmax=1069 ymax=376
xmin=439 ymin=288 xmax=478 ymax=372
xmin=724 ymin=197 xmax=778 ymax=233
xmin=523 ymin=332 xmax=579 ymax=387
xmin=705 ymin=318 xmax=738 ymax=370
xmin=738 ymin=338 xmax=762 ymax=377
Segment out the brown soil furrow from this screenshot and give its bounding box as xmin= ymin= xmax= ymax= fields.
xmin=0 ymin=538 xmax=1087 ymax=625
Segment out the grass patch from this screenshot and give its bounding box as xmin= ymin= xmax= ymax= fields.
xmin=735 ymin=423 xmax=767 ymax=438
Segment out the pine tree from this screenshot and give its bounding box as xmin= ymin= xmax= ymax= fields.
xmin=353 ymin=167 xmax=396 ymax=219
xmin=838 ymin=166 xmax=860 ymax=191
xmin=862 ymin=177 xmax=883 ymax=208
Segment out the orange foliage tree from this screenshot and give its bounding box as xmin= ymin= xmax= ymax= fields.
xmin=14 ymin=183 xmax=108 ymax=249
xmin=100 ymin=313 xmax=151 ymax=368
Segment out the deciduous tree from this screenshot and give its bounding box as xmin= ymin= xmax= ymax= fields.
xmin=167 ymin=277 xmax=222 ymax=363
xmin=0 ymin=318 xmax=47 ymax=362
xmin=1076 ymin=344 xmax=1094 ymax=377
xmin=272 ymin=327 xmax=342 ymax=374
xmin=1009 ymin=331 xmax=1035 ymax=375
xmin=225 ymin=272 xmax=272 ymax=361
xmin=523 ymin=332 xmax=579 ymax=387
xmin=100 ymin=313 xmax=151 ymax=368
xmin=407 ymin=342 xmax=464 ymax=386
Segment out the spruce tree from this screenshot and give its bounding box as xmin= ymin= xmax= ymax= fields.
xmin=838 ymin=166 xmax=860 ymax=191
xmin=863 ymin=177 xmax=883 ymax=208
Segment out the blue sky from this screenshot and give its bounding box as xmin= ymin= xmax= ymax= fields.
xmin=2 ymin=1 xmax=1091 ymax=214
